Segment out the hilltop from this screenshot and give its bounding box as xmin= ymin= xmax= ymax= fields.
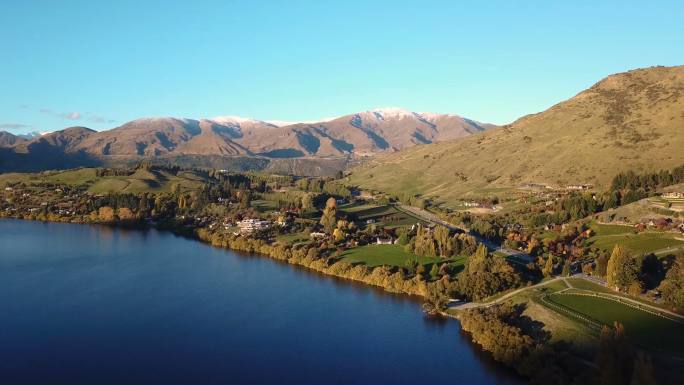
xmin=349 ymin=66 xmax=684 ymax=204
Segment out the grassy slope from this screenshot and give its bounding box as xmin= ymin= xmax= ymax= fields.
xmin=497 ymin=279 xmax=597 ymax=353
xmin=497 ymin=277 xmax=684 ymax=356
xmin=548 ymin=294 xmax=684 ymax=354
xmin=349 ymin=66 xmax=684 ymax=205
xmin=339 ymin=203 xmax=426 ymax=229
xmin=0 ymin=168 xmax=207 ymax=194
xmin=597 ymin=195 xmax=683 ymax=224
xmin=587 ymin=222 xmax=684 ymax=254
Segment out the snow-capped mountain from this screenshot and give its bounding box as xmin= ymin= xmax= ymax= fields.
xmin=0 ymin=108 xmax=494 ymax=171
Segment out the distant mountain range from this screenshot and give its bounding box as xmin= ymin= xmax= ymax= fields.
xmin=349 ymin=65 xmax=684 ymax=203
xmin=0 ymin=108 xmax=492 ymax=173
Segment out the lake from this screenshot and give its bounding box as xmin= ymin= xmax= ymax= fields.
xmin=0 ymin=219 xmax=522 ymax=385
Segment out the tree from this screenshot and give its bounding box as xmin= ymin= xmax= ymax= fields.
xmin=596 ymin=322 xmax=633 ymax=385
xmin=319 ymin=197 xmax=337 ymax=233
xmin=596 ymin=252 xmax=609 ymax=277
xmin=630 ymin=352 xmax=657 ymax=385
xmin=332 ymin=228 xmax=346 ymax=243
xmin=97 ymin=206 xmax=116 ymax=222
xmin=405 ymin=258 xmax=419 ymax=275
xmin=467 ymin=243 xmax=490 ymax=274
xmin=434 ymin=225 xmax=452 ymax=257
xmin=139 ymin=193 xmax=150 ymax=218
xmin=542 ymin=255 xmax=554 ymax=277
xmin=429 ymin=263 xmax=440 ymax=280
xmin=413 ymin=225 xmax=437 ymax=257
xmin=239 ymin=190 xmax=252 ymax=209
xmin=172 ymin=183 xmax=182 ymax=197
xmin=416 ymin=263 xmax=426 ymax=277
xmin=627 ymin=281 xmax=643 ymax=296
xmin=117 ymin=207 xmax=135 ymax=221
xmin=659 ymin=254 xmax=684 ymax=311
xmin=300 ymin=193 xmax=314 ymax=213
xmin=561 ymin=259 xmax=571 ymax=277
xmin=457 ymin=244 xmax=523 ymax=301
xmin=607 ymin=245 xmax=639 ymax=291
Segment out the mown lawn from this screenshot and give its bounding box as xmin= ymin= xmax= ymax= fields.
xmin=565 ymin=277 xmax=674 ymax=311
xmin=588 ymin=231 xmax=684 ymax=254
xmin=340 ymin=244 xmax=464 ymax=268
xmin=251 ymin=199 xmax=279 ymax=212
xmin=339 ymin=204 xmax=425 ymax=229
xmin=276 ymin=231 xmax=311 ymax=245
xmin=548 ymin=294 xmax=684 ymax=354
xmin=541 ymin=279 xmax=569 ymax=293
xmin=590 ymin=222 xmax=635 ymax=236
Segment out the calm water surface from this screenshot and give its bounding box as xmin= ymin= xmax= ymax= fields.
xmin=0 ymin=219 xmax=522 ymax=385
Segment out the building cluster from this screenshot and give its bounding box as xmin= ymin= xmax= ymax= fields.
xmin=662 ymin=191 xmax=684 ymax=199
xmin=566 ymin=184 xmax=593 ymax=191
xmin=237 ymin=218 xmax=271 ymax=234
xmin=634 ymin=218 xmax=684 ymax=233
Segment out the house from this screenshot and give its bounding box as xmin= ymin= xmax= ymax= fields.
xmin=238 ymin=218 xmax=270 ymax=234
xmin=663 ymin=192 xmax=684 ymax=199
xmin=567 ymin=184 xmax=592 ymax=191
xmin=376 ymin=237 xmax=394 ymax=245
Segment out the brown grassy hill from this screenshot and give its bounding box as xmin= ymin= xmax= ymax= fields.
xmin=348 ymin=66 xmax=684 ymax=204
xmin=12 ymin=127 xmax=96 ymax=153
xmin=0 ymin=132 xmax=26 ymax=147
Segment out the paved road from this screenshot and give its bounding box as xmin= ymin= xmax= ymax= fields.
xmin=396 ymin=203 xmax=533 ymax=263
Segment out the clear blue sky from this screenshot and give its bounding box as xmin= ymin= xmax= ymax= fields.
xmin=2 ymin=0 xmax=683 ymax=134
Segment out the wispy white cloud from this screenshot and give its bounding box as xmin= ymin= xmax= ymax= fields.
xmin=88 ymin=114 xmax=116 ymax=124
xmin=0 ymin=123 xmax=31 ymax=130
xmin=38 ymin=108 xmax=115 ymax=125
xmin=40 ymin=108 xmax=82 ymax=120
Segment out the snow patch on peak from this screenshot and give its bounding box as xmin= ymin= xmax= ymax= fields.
xmin=129 ymin=117 xmax=195 ymax=125
xmin=369 ymin=107 xmax=414 ymax=119
xmin=265 ymin=116 xmax=339 ymax=127
xmin=415 ymin=111 xmax=461 ymax=121
xmin=265 ymin=120 xmax=299 ymax=127
xmin=210 ymin=116 xmax=260 ymax=124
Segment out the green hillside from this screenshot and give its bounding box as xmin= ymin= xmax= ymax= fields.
xmin=0 ymin=167 xmax=208 ymax=194
xmin=349 ymin=66 xmax=684 ymax=205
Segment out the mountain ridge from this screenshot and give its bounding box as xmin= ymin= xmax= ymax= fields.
xmin=0 ymin=108 xmax=491 ymax=174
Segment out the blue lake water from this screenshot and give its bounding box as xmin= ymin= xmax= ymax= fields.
xmin=0 ymin=219 xmax=522 ymax=385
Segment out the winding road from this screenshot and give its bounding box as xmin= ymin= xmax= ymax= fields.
xmin=395 ymin=203 xmax=533 ymax=262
